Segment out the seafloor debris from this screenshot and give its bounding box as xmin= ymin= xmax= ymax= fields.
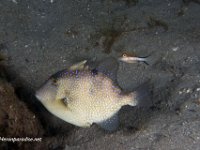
xmin=0 ymin=64 xmax=45 ymax=149
xmin=147 ymin=16 xmax=168 ymax=31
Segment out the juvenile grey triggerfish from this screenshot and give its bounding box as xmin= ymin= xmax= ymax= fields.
xmin=35 ymin=59 xmax=148 ymax=131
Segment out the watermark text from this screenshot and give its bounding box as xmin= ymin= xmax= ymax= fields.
xmin=0 ymin=137 xmax=42 ymax=143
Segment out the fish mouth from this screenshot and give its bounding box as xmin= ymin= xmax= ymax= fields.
xmin=35 ymin=89 xmax=45 ymax=102
xmin=35 ymin=80 xmax=58 ymax=102
xmin=35 ymin=90 xmax=42 ymax=100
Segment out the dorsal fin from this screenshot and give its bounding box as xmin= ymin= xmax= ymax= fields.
xmin=69 ymin=60 xmax=88 ymax=71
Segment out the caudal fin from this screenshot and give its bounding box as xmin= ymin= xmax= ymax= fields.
xmin=133 ymin=81 xmax=153 ymax=108
xmin=139 ymin=52 xmax=155 ymax=66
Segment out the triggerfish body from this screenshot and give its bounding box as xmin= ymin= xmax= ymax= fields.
xmin=35 ymin=59 xmax=149 ymax=131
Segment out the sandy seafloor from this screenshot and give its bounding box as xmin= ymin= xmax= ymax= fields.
xmin=0 ymin=0 xmax=200 ymax=149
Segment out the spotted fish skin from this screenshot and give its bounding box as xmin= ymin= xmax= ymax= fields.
xmin=36 ymin=65 xmax=138 ymax=130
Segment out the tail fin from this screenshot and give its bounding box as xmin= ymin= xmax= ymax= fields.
xmin=133 ymin=81 xmax=153 ymax=108
xmin=139 ymin=52 xmax=155 ymax=66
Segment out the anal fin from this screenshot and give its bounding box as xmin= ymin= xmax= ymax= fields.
xmin=96 ymin=113 xmax=119 ymax=132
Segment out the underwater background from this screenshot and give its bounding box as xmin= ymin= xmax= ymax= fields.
xmin=0 ymin=0 xmax=200 ymax=149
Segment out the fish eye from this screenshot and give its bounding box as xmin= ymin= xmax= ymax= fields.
xmin=51 ymin=78 xmax=58 ymax=86
xmin=122 ymin=53 xmax=127 ymax=57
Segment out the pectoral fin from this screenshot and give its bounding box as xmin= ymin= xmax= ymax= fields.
xmin=96 ymin=113 xmax=119 ymax=132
